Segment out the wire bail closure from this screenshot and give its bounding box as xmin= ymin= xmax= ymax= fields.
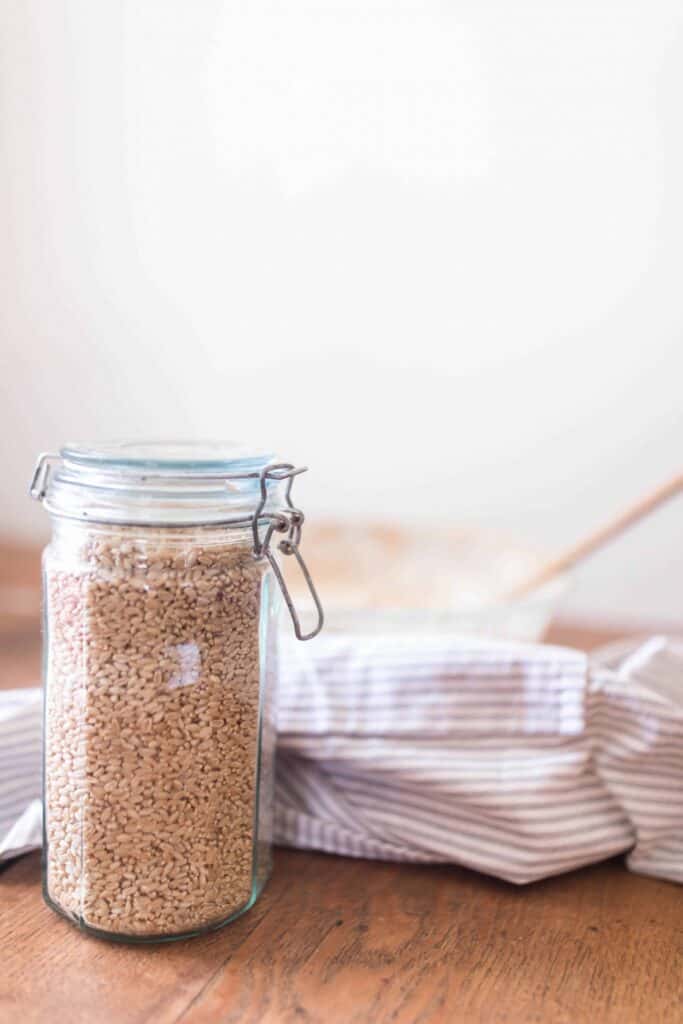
xmin=249 ymin=463 xmax=324 ymax=642
xmin=29 ymin=453 xmax=324 ymax=642
xmin=29 ymin=452 xmax=60 ymax=502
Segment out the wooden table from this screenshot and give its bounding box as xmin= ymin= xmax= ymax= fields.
xmin=1 ymin=549 xmax=681 ymax=1023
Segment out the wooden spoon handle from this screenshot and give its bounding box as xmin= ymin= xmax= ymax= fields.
xmin=507 ymin=471 xmax=683 ymax=599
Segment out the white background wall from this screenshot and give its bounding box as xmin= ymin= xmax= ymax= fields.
xmin=1 ymin=0 xmax=681 ymax=625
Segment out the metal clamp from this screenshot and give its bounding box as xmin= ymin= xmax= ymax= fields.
xmin=250 ymin=464 xmax=324 ymax=642
xmin=29 ymin=452 xmax=60 ymax=501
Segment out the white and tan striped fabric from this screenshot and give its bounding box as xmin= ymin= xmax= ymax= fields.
xmin=275 ymin=633 xmax=682 ymax=884
xmin=1 ymin=635 xmax=681 ymax=885
xmin=590 ymin=637 xmax=683 ymax=884
xmin=0 ymin=689 xmax=42 ymax=862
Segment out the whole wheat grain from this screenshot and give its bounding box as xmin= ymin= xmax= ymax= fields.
xmin=44 ymin=525 xmax=268 ymax=937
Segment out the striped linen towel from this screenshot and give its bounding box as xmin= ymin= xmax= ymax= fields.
xmin=0 ymin=689 xmax=42 ymax=862
xmin=1 ymin=635 xmax=681 ymax=885
xmin=275 ymin=633 xmax=682 ymax=884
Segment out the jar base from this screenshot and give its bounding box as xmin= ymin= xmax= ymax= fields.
xmin=42 ymin=873 xmax=270 ymax=945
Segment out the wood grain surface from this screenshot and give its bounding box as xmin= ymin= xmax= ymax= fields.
xmin=1 ymin=542 xmax=681 ymax=1023
xmin=2 ymin=844 xmax=682 ymax=1024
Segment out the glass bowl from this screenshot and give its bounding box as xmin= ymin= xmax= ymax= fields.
xmin=285 ymin=521 xmax=571 ymax=643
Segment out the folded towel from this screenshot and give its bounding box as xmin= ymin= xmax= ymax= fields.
xmin=1 ymin=635 xmax=681 ymax=885
xmin=590 ymin=637 xmax=683 ymax=884
xmin=275 ymin=633 xmax=682 ymax=883
xmin=0 ymin=689 xmax=42 ymax=861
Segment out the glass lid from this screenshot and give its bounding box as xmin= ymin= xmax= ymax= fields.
xmin=60 ymin=440 xmax=275 ymax=476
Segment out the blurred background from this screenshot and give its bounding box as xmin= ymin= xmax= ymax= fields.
xmin=1 ymin=0 xmax=681 ymax=626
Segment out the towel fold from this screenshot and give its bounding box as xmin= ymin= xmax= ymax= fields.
xmin=2 ymin=635 xmax=681 ymax=885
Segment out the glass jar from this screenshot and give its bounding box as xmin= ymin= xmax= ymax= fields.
xmin=30 ymin=441 xmax=323 ymax=943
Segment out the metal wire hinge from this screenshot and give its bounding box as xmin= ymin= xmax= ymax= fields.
xmin=250 ymin=464 xmax=324 ymax=642
xmin=29 ymin=452 xmax=60 ymax=501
